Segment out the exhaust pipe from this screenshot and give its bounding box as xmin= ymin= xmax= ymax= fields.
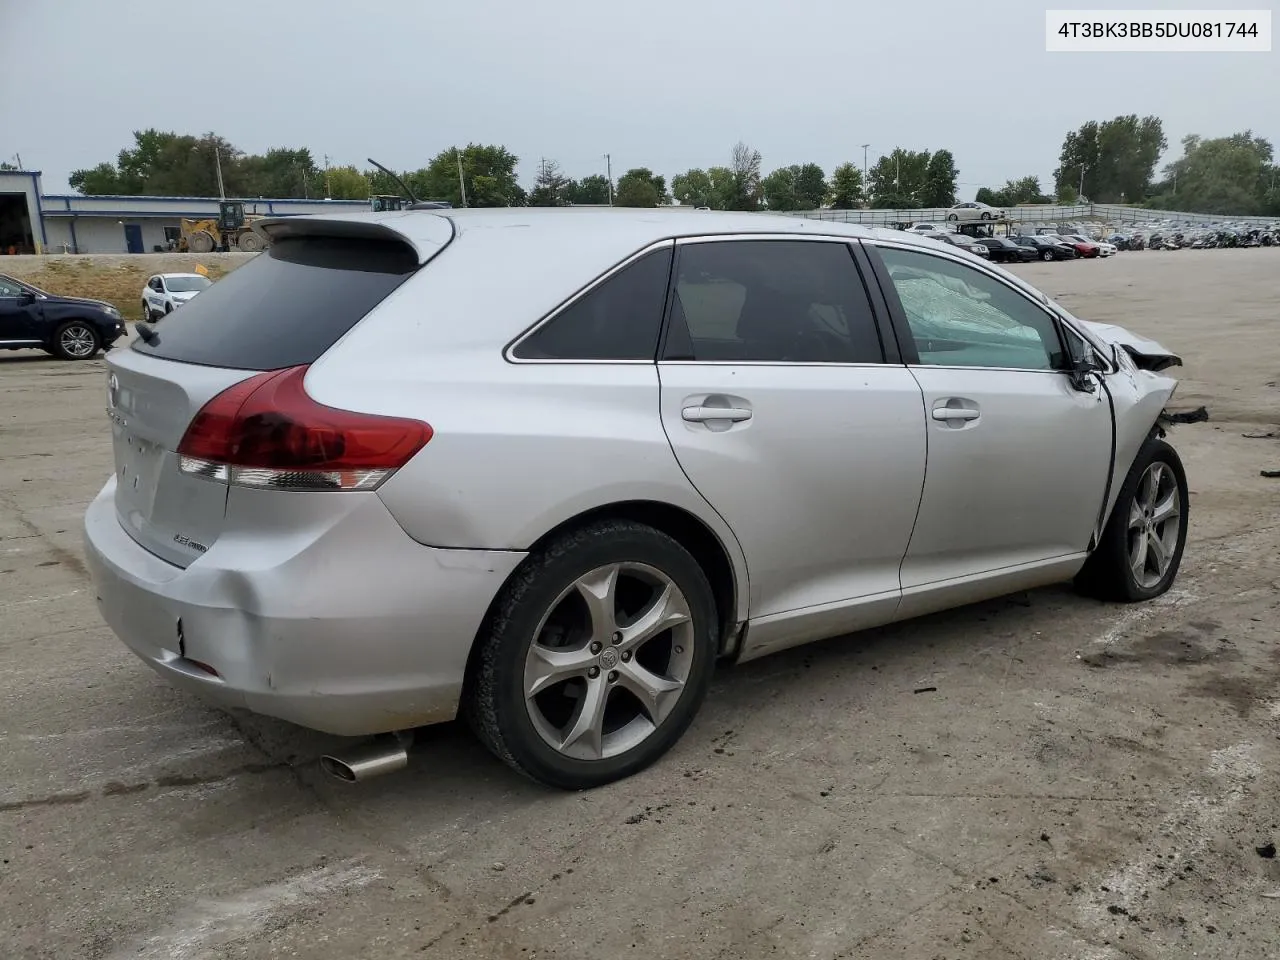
xmin=319 ymin=735 xmax=410 ymax=783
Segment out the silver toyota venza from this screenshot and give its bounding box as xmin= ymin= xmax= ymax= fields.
xmin=85 ymin=209 xmax=1189 ymax=789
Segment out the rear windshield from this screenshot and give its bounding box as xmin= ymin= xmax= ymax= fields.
xmin=132 ymin=236 xmax=419 ymax=370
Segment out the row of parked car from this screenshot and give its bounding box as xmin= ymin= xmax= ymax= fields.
xmin=905 ymin=223 xmax=1117 ymax=262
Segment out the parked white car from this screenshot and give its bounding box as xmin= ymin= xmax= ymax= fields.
xmin=946 ymin=201 xmax=1005 ymax=222
xmin=906 ymin=223 xmax=954 ymax=237
xmin=141 ymin=273 xmax=212 ymax=320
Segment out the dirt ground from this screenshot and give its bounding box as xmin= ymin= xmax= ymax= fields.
xmin=0 ymin=253 xmax=254 ymax=319
xmin=1 ymin=249 xmax=1278 ymax=960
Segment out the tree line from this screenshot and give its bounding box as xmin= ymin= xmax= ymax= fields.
xmin=66 ymin=119 xmax=1280 ymax=217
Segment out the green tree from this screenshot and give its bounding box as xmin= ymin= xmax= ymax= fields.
xmin=566 ymin=174 xmax=611 ymax=205
xmin=69 ymin=162 xmax=126 ymax=195
xmin=827 ymin=162 xmax=864 ymax=209
xmin=920 ymin=150 xmax=958 ymax=207
xmin=707 ymin=166 xmax=737 ymax=209
xmin=672 ymin=168 xmax=714 ymax=207
xmin=325 ymin=165 xmax=370 ymax=200
xmin=417 ymin=144 xmax=524 ymax=207
xmin=975 ymin=175 xmax=1050 ymax=208
xmin=793 ymin=163 xmax=827 ymax=209
xmin=614 ymin=167 xmax=669 ymax=207
xmin=762 ymin=166 xmax=800 ymax=211
xmin=1148 ymin=131 xmax=1276 ymax=214
xmin=1054 ymin=115 xmax=1165 ymax=203
xmin=242 ymin=147 xmax=320 ymax=198
xmin=867 ymin=148 xmax=931 ymax=207
xmin=762 ymin=163 xmax=826 ymax=211
xmin=528 ymin=158 xmax=572 ymax=206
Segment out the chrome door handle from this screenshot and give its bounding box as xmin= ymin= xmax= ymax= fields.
xmin=682 ymin=405 xmax=753 ymax=423
xmin=931 ymin=406 xmax=980 ymax=421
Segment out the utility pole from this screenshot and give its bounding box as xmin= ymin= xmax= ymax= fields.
xmin=1078 ymin=164 xmax=1086 ymax=203
xmin=213 ymin=141 xmax=226 ymax=199
xmin=456 ymin=149 xmax=468 ymax=207
xmin=323 ymin=154 xmax=331 ymax=199
xmin=604 ymin=153 xmax=613 ymax=206
xmin=14 ymin=153 xmax=23 ymax=170
xmin=860 ymin=144 xmax=869 ymax=186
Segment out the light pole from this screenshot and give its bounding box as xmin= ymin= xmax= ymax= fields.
xmin=1077 ymin=164 xmax=1087 ymax=203
xmin=860 ymin=143 xmax=870 ymax=188
xmin=604 ymin=153 xmax=613 ymax=205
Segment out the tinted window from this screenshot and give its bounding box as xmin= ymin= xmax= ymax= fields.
xmin=0 ymin=278 xmax=23 ymax=296
xmin=513 ymin=246 xmax=672 ymax=360
xmin=876 ymin=246 xmax=1064 ymax=371
xmin=132 ymin=237 xmax=418 ymax=370
xmin=664 ymin=240 xmax=883 ymax=363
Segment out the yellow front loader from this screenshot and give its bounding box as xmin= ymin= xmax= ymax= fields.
xmin=179 ymin=201 xmax=266 ymax=253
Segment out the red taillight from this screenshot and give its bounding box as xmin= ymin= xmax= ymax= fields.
xmin=176 ymin=365 xmax=431 ymax=491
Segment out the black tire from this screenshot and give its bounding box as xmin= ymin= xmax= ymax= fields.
xmin=164 ymin=302 xmax=172 ymax=315
xmin=51 ymin=320 xmax=101 ymax=361
xmin=141 ymin=300 xmax=151 ymax=320
xmin=467 ymin=519 xmax=719 ymax=789
xmin=981 ymin=212 xmax=992 ymax=220
xmin=1075 ymin=437 xmax=1188 ymax=602
xmin=1041 ymin=250 xmax=1054 ymax=261
xmin=946 ymin=214 xmax=958 ymax=221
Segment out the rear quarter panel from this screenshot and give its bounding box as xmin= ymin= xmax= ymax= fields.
xmin=303 ymin=225 xmax=751 ymax=621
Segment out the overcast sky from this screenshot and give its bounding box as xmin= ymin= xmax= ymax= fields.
xmin=2 ymin=0 xmax=1275 ymax=198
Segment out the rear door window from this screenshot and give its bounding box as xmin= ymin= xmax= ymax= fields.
xmin=663 ymin=240 xmax=884 ymax=364
xmin=131 ymin=236 xmax=419 ymax=370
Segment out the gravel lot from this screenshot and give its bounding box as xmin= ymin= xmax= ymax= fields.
xmin=2 ymin=250 xmax=1278 ymax=960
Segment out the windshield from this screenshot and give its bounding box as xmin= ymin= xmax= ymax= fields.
xmin=164 ymin=276 xmax=212 ymax=293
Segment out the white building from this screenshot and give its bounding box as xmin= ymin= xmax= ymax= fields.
xmin=0 ymin=169 xmax=368 ymax=255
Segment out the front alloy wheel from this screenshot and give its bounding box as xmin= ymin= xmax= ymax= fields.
xmin=1076 ymin=437 xmax=1188 ymax=602
xmin=1126 ymin=461 xmax=1182 ymax=590
xmin=53 ymin=321 xmax=100 ymax=360
xmin=468 ymin=520 xmax=718 ymax=789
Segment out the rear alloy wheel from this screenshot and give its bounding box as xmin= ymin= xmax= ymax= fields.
xmin=1041 ymin=250 xmax=1054 ymax=261
xmin=468 ymin=520 xmax=718 ymax=789
xmin=1076 ymin=437 xmax=1188 ymax=602
xmin=52 ymin=321 xmax=100 ymax=361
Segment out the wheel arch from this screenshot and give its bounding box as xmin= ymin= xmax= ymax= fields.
xmin=464 ymin=499 xmax=748 ymax=692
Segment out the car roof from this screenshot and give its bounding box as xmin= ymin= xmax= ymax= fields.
xmin=157 ymin=272 xmax=206 ymax=279
xmin=259 ymin=206 xmax=967 ymax=263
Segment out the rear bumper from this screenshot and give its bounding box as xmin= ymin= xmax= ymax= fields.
xmin=83 ymin=477 xmax=527 ymax=736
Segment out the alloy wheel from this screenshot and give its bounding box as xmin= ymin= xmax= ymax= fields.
xmin=523 ymin=562 xmax=696 ymax=761
xmin=1127 ymin=461 xmax=1181 ymax=589
xmin=60 ymin=324 xmax=97 ymax=359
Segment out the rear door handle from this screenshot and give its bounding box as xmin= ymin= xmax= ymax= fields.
xmin=682 ymin=405 xmax=753 ymax=423
xmin=931 ymin=406 xmax=980 ymax=421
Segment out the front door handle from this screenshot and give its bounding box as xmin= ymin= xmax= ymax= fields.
xmin=931 ymin=405 xmax=980 ymax=422
xmin=682 ymin=405 xmax=753 ymax=423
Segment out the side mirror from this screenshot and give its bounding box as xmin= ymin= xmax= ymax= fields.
xmin=1068 ymin=355 xmax=1099 ymax=393
xmin=19 ymin=291 xmax=36 ymax=305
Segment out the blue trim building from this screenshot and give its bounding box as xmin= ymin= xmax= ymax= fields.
xmin=0 ymin=170 xmax=368 ymax=254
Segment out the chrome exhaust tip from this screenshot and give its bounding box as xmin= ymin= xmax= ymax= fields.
xmin=319 ymin=736 xmax=410 ymax=783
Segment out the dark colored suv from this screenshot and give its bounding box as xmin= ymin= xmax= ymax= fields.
xmin=0 ymin=273 xmax=127 ymax=360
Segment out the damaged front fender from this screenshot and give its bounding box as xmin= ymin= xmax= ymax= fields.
xmin=1077 ymin=319 xmax=1183 ymax=372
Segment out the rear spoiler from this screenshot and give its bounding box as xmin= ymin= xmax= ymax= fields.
xmin=251 ymin=214 xmax=455 ymax=264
